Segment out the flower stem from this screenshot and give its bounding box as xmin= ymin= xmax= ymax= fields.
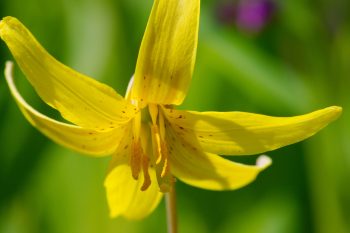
xmin=165 ymin=182 xmax=177 ymax=233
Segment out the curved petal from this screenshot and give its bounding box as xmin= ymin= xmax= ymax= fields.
xmin=4 ymin=61 xmax=124 ymax=156
xmin=104 ymin=126 xmax=163 ymax=219
xmin=165 ymin=123 xmax=271 ymax=190
xmin=131 ymin=0 xmax=200 ymax=106
xmin=0 ymin=17 xmax=137 ymax=131
xmin=163 ymin=106 xmax=342 ymax=155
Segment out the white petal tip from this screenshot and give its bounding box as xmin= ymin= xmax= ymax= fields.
xmin=125 ymin=75 xmax=134 ymax=97
xmin=5 ymin=60 xmax=14 ymax=68
xmin=4 ymin=61 xmax=14 ymax=83
xmin=256 ymin=155 xmax=272 ymax=169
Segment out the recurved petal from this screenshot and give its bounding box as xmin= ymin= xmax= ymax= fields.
xmin=104 ymin=127 xmax=163 ymax=219
xmin=165 ymin=123 xmax=271 ymax=190
xmin=0 ymin=17 xmax=136 ymax=131
xmin=131 ymin=0 xmax=200 ymax=106
xmin=4 ymin=61 xmax=123 ymax=156
xmin=163 ymin=106 xmax=342 ymax=156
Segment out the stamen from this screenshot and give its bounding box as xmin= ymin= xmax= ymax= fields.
xmin=140 ymin=155 xmax=151 ymax=191
xmin=130 ymin=112 xmax=143 ymax=179
xmin=149 ymin=104 xmax=159 ymax=125
xmin=133 ymin=111 xmax=141 ymax=139
xmin=150 ymin=123 xmax=173 ymax=192
xmin=150 ymin=125 xmax=161 ymax=157
xmin=160 ymin=142 xmax=170 ymax=178
xmin=158 ymin=140 xmax=173 ymax=192
xmin=130 ymin=139 xmax=142 ymax=180
xmin=158 ymin=110 xmax=166 ymax=141
xmin=148 ymin=105 xmax=174 ymax=192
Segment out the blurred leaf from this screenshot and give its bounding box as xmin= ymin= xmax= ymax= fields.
xmin=219 ymin=193 xmax=300 ymax=233
xmin=197 ymin=10 xmax=312 ymax=113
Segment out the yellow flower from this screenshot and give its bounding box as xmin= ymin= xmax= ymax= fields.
xmin=0 ymin=0 xmax=341 ymax=220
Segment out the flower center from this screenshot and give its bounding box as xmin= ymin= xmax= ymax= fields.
xmin=129 ymin=104 xmax=173 ymax=193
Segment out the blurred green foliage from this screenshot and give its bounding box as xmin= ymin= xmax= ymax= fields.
xmin=0 ymin=0 xmax=349 ymax=233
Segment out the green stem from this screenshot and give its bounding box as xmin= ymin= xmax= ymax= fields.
xmin=165 ymin=182 xmax=177 ymax=233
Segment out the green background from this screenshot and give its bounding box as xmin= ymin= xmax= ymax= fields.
xmin=0 ymin=0 xmax=349 ymax=232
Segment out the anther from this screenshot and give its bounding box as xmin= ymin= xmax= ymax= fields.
xmin=130 ymin=140 xmax=142 ymax=180
xmin=140 ymin=155 xmax=151 ymax=191
xmin=160 ymin=142 xmax=170 ymax=178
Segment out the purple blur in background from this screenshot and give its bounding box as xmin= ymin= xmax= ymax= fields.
xmin=217 ymin=0 xmax=276 ymax=34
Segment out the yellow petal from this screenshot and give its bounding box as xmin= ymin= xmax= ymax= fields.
xmin=4 ymin=61 xmax=123 ymax=156
xmin=165 ymin=123 xmax=271 ymax=190
xmin=163 ymin=106 xmax=342 ymax=155
xmin=104 ymin=126 xmax=163 ymax=219
xmin=131 ymin=0 xmax=200 ymax=106
xmin=0 ymin=17 xmax=136 ymax=131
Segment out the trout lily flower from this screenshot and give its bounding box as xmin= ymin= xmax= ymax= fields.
xmin=0 ymin=0 xmax=341 ymax=220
